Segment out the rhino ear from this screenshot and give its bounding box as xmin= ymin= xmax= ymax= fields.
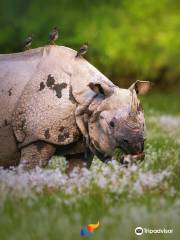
xmin=88 ymin=82 xmax=113 ymax=97
xmin=129 ymin=80 xmax=152 ymax=95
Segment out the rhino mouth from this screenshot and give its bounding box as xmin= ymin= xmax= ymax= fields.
xmin=120 ymin=152 xmax=145 ymax=166
xmin=91 ymin=142 xmax=145 ymax=165
xmin=119 ymin=141 xmax=145 ymax=165
xmin=89 ymin=137 xmax=145 ymax=165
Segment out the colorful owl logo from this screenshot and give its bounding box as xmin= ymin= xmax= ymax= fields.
xmin=80 ymin=221 xmax=100 ymax=236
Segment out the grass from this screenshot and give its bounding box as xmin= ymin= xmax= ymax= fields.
xmin=0 ymin=91 xmax=180 ymax=240
xmin=140 ymin=90 xmax=180 ymax=115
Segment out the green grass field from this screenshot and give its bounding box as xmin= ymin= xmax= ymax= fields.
xmin=0 ymin=91 xmax=179 ymax=240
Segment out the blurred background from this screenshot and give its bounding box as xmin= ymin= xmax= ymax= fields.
xmin=0 ymin=0 xmax=180 ymax=89
xmin=0 ymin=2 xmax=180 ymax=240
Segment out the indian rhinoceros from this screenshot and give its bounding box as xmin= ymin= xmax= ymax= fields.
xmin=0 ymin=45 xmax=151 ymax=172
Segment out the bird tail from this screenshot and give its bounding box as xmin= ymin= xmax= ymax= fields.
xmin=75 ymin=52 xmax=79 ymax=58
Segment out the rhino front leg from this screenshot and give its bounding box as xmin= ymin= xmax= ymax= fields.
xmin=65 ymin=151 xmax=94 ymax=175
xmin=19 ymin=141 xmax=56 ymax=170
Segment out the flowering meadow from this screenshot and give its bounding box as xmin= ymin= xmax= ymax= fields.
xmin=0 ymin=92 xmax=180 ymax=240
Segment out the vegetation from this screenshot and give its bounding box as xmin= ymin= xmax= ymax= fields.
xmin=0 ymin=0 xmax=180 ymax=87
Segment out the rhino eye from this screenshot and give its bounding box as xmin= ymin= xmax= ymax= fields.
xmin=109 ymin=121 xmax=115 ymax=128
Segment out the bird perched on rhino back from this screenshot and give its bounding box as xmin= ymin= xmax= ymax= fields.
xmin=48 ymin=27 xmax=59 ymax=45
xmin=76 ymin=43 xmax=88 ymax=58
xmin=23 ymin=35 xmax=33 ymax=51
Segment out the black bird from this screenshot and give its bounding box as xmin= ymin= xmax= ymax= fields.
xmin=76 ymin=43 xmax=88 ymax=58
xmin=48 ymin=27 xmax=59 ymax=45
xmin=23 ymin=35 xmax=33 ymax=51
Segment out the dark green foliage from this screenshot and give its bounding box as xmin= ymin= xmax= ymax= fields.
xmin=0 ymin=0 xmax=180 ymax=87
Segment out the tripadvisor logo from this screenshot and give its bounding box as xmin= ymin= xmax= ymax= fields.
xmin=135 ymin=226 xmax=173 ymax=236
xmin=135 ymin=227 xmax=143 ymax=236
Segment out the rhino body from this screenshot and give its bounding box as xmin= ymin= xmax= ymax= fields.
xmin=0 ymin=46 xmax=150 ymax=171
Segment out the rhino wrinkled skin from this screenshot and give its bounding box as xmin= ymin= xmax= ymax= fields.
xmin=0 ymin=46 xmax=151 ymax=171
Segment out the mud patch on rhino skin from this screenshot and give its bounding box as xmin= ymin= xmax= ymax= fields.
xmin=53 ymin=83 xmax=67 ymax=98
xmin=34 ymin=141 xmax=46 ymax=152
xmin=58 ymin=127 xmax=70 ymax=142
xmin=8 ymin=88 xmax=12 ymax=96
xmin=69 ymin=85 xmax=76 ymax=104
xmin=18 ymin=111 xmax=24 ymax=115
xmin=59 ymin=126 xmax=65 ymax=132
xmin=46 ymin=74 xmax=67 ymax=98
xmin=44 ymin=129 xmax=50 ymax=139
xmin=46 ymin=74 xmax=55 ymax=88
xmin=39 ymin=82 xmax=45 ymax=91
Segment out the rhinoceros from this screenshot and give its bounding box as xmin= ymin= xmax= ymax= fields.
xmin=0 ymin=46 xmax=151 ymax=172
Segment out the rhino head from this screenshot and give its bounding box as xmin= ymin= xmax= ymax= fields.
xmin=77 ymin=80 xmax=151 ymax=163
